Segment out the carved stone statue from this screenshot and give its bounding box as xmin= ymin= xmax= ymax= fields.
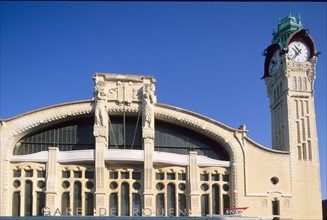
xmin=143 ymin=84 xmax=154 ymax=128
xmin=93 ymin=75 xmax=108 ymax=127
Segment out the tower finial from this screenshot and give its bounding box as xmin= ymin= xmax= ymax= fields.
xmin=298 ymin=12 xmax=302 ymax=25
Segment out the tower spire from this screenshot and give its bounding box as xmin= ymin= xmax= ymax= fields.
xmin=298 ymin=12 xmax=302 ymax=25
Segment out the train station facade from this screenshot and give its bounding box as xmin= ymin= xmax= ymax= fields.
xmin=0 ymin=15 xmax=322 ymax=219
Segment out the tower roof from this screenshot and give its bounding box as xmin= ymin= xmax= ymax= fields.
xmin=272 ymin=14 xmax=303 ymax=48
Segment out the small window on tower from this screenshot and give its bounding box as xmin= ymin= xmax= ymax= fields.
xmin=303 ymin=77 xmax=307 ymax=90
xmin=293 ymin=76 xmax=297 ymax=89
xmin=298 ymin=77 xmax=302 ymax=90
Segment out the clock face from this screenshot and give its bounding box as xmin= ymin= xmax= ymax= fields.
xmin=269 ymin=50 xmax=281 ymax=75
xmin=288 ymin=41 xmax=310 ymax=62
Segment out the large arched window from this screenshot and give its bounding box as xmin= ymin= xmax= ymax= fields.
xmin=155 ymin=120 xmax=229 ymax=160
xmin=14 ymin=117 xmax=95 ymax=155
xmin=108 ymin=116 xmax=142 ymax=149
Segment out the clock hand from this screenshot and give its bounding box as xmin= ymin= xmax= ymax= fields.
xmin=295 ymin=45 xmax=300 ymax=51
xmin=295 ymin=45 xmax=302 ymax=54
xmin=292 ymin=48 xmax=299 ymax=58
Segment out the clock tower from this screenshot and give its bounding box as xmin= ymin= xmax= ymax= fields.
xmin=263 ymin=14 xmax=322 ymax=219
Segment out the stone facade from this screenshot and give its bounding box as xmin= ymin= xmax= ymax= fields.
xmin=0 ymin=15 xmax=322 ymax=219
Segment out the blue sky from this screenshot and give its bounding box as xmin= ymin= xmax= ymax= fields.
xmin=1 ymin=2 xmax=326 ymax=200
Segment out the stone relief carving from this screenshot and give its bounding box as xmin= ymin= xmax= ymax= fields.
xmin=146 ymin=197 xmax=152 ymax=206
xmin=108 ymin=88 xmax=118 ymax=100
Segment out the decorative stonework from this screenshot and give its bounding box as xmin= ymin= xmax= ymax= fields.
xmin=93 ymin=125 xmax=107 ymax=138
xmin=146 ymin=197 xmax=152 ymax=206
xmin=142 ymin=83 xmax=155 ymax=129
xmin=143 ymin=127 xmax=154 ymax=140
xmin=1 ymin=101 xmax=93 ymax=215
xmin=94 ymin=81 xmax=108 ymax=127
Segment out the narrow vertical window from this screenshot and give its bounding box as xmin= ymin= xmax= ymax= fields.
xmin=308 ymin=141 xmax=312 ymax=160
xmin=156 ymin=193 xmax=165 ymax=216
xmin=298 ymin=146 xmax=302 ymax=160
xmin=295 ymin=100 xmax=299 ymax=119
xmin=121 ymin=182 xmax=130 ymax=216
xmin=167 ymin=183 xmax=176 ymax=216
xmin=201 ymin=194 xmax=209 ymax=216
xmin=109 ymin=193 xmax=118 ymax=216
xmin=73 ymin=182 xmax=82 ymax=215
xmin=303 ymin=77 xmax=307 ymax=90
xmin=302 ymin=143 xmax=307 ymax=160
xmin=272 ymin=199 xmax=280 ymax=216
xmin=302 ymin=119 xmax=306 ymax=141
xmin=61 ymin=192 xmax=70 ymax=216
xmin=212 ymin=184 xmax=220 ymax=214
xmin=307 ymin=116 xmax=311 ymax=138
xmin=293 ymin=76 xmax=297 ymax=89
xmin=36 ymin=192 xmax=45 ymax=216
xmin=85 ymin=193 xmax=94 ymax=216
xmin=132 ymin=193 xmax=141 ymax=216
xmin=296 ymin=122 xmax=301 ymax=144
xmin=298 ymin=76 xmax=302 ymax=90
xmin=178 ymin=194 xmax=186 ymax=216
xmin=223 ymin=194 xmax=230 ymax=210
xmin=300 ymin=101 xmax=304 ymax=116
xmin=12 ymin=192 xmax=21 ymax=216
xmin=25 ymin=180 xmax=33 ymax=216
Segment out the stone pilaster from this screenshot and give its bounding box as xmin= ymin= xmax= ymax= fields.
xmin=93 ymin=125 xmax=108 ymax=215
xmin=143 ymin=128 xmax=155 ymax=216
xmin=93 ymin=75 xmax=109 ymax=216
xmin=142 ymin=78 xmax=156 ymax=216
xmin=188 ymin=151 xmax=200 ymax=217
xmin=45 ymin=147 xmax=59 ymax=215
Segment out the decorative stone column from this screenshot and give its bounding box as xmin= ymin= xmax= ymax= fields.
xmin=188 ymin=151 xmax=200 ymax=217
xmin=93 ymin=126 xmax=107 ymax=216
xmin=142 ymin=79 xmax=156 ymax=216
xmin=45 ymin=147 xmax=59 ymax=215
xmin=93 ymin=75 xmax=108 ymax=216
